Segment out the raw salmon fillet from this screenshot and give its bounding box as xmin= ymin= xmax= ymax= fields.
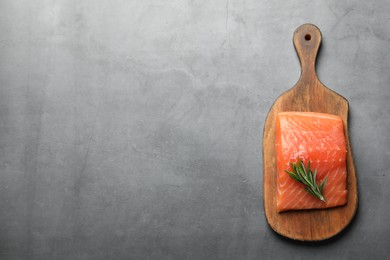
xmin=275 ymin=112 xmax=347 ymax=212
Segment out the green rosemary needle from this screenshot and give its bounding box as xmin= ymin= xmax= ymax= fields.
xmin=285 ymin=158 xmax=327 ymax=202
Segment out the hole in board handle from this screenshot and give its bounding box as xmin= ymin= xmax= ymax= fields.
xmin=305 ymin=34 xmax=311 ymax=41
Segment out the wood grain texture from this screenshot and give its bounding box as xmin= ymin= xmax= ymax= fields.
xmin=263 ymin=24 xmax=358 ymax=241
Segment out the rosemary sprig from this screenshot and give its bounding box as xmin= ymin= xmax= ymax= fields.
xmin=285 ymin=158 xmax=327 ymax=202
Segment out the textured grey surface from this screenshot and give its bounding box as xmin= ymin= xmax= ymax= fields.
xmin=1 ymin=0 xmax=389 ymax=259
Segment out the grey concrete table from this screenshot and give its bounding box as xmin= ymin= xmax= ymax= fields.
xmin=1 ymin=1 xmax=389 ymax=259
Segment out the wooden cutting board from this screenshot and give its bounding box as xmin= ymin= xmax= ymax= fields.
xmin=262 ymin=24 xmax=358 ymax=241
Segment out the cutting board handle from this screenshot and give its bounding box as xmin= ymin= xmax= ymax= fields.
xmin=293 ymin=24 xmax=322 ymax=83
